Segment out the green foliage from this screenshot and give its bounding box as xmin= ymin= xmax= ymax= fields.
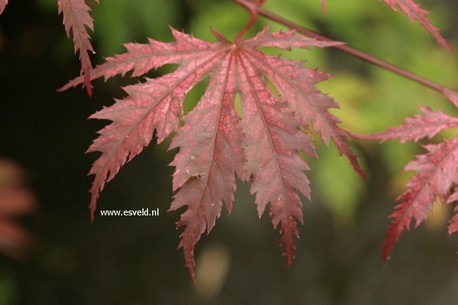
xmin=93 ymin=0 xmax=180 ymax=55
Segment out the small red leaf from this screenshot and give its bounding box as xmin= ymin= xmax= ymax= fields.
xmin=382 ymin=137 xmax=458 ymax=260
xmin=58 ymin=0 xmax=99 ymax=95
xmin=369 ymin=87 xmax=458 ymax=260
xmin=370 ymin=106 xmax=458 ymax=143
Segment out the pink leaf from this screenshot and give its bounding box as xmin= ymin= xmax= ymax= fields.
xmin=58 ymin=0 xmax=99 ymax=95
xmin=370 ymin=106 xmax=458 ymax=143
xmin=63 ymin=26 xmax=361 ymax=277
xmin=383 ymin=0 xmax=451 ymax=52
xmin=0 ymin=0 xmax=8 ymax=15
xmin=383 ymin=137 xmax=458 ymax=260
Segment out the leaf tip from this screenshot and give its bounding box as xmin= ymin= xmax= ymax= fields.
xmin=347 ymin=153 xmax=365 ymax=180
xmin=382 ymin=218 xmax=406 ymax=262
xmin=89 ymin=194 xmax=97 ymax=222
xmin=211 ymin=27 xmax=230 ymax=43
xmin=183 ymin=249 xmax=196 ymax=281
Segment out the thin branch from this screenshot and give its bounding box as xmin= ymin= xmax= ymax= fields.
xmin=233 ymin=0 xmax=265 ymax=43
xmin=234 ymin=1 xmax=455 ymax=95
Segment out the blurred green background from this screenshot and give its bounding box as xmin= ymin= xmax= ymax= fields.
xmin=1 ymin=0 xmax=458 ymax=304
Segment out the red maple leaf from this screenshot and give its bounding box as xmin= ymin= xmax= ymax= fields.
xmin=382 ymin=0 xmax=451 ymax=52
xmin=58 ymin=0 xmax=99 ymax=95
xmin=62 ymin=26 xmax=363 ymax=278
xmin=369 ymin=100 xmax=458 ymax=260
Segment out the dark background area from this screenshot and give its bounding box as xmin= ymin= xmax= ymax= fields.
xmin=1 ymin=0 xmax=458 ymax=304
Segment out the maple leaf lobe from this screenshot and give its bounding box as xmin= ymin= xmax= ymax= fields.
xmin=58 ymin=0 xmax=99 ymax=95
xmin=371 ymin=106 xmax=458 ymax=144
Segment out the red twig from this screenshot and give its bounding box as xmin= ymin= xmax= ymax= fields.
xmin=233 ymin=0 xmax=265 ymax=43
